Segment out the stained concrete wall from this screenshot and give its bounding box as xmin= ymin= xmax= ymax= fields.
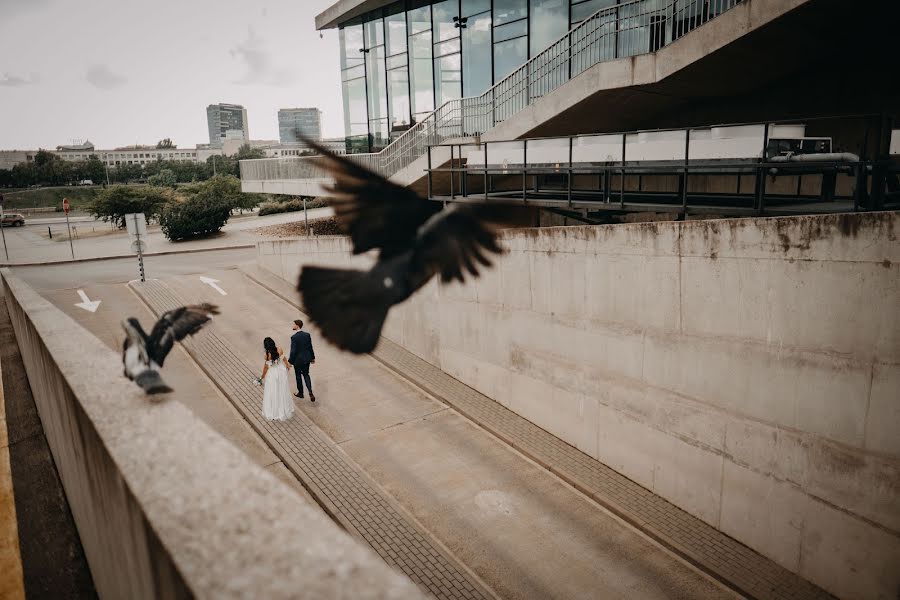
xmin=0 ymin=269 xmax=422 ymax=600
xmin=257 ymin=211 xmax=900 ymax=600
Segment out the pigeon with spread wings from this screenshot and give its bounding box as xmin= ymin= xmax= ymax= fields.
xmin=122 ymin=303 xmax=220 ymax=394
xmin=298 ymin=137 xmax=508 ymax=354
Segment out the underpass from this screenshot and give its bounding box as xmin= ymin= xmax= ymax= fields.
xmin=128 ymin=268 xmax=736 ymax=600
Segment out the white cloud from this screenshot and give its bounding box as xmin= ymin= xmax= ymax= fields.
xmin=0 ymin=72 xmax=39 ymax=87
xmin=229 ymin=27 xmax=297 ymax=87
xmin=85 ymin=64 xmax=127 ymax=90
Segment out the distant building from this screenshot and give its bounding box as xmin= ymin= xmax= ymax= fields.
xmin=0 ymin=150 xmax=38 ymax=170
xmin=55 ymin=140 xmax=95 ymax=152
xmin=278 ymin=108 xmax=323 ymax=144
xmin=206 ymin=103 xmax=249 ymax=148
xmin=263 ymin=138 xmax=347 ymax=157
xmin=55 ymin=144 xmax=222 ymax=167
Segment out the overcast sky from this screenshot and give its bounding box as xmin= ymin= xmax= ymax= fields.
xmin=0 ymin=0 xmax=343 ymax=150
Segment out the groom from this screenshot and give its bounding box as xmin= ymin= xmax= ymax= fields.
xmin=288 ymin=319 xmax=316 ymax=402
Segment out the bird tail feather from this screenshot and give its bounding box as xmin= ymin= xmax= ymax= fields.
xmin=135 ymin=370 xmax=173 ymax=395
xmin=299 ymin=266 xmax=389 ymax=354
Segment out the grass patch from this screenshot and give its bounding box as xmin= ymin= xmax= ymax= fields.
xmin=2 ymin=186 xmax=101 ymax=210
xmin=257 ymin=197 xmax=327 ymax=216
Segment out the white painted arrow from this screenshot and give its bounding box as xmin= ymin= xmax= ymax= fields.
xmin=199 ymin=276 xmax=227 ymax=296
xmin=74 ymin=289 xmax=101 ymax=313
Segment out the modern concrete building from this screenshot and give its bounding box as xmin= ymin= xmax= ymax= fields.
xmin=206 ymin=103 xmax=250 ymax=148
xmin=278 ymin=108 xmax=323 ymax=143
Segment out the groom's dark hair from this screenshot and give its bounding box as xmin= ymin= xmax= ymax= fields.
xmin=294 ymin=319 xmax=303 ymax=328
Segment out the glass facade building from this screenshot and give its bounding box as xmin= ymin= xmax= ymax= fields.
xmin=206 ymin=103 xmax=249 ymax=148
xmin=339 ymin=0 xmax=622 ymax=152
xmin=278 ymin=108 xmax=324 ymax=143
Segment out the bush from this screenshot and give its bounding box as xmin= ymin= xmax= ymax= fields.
xmin=309 ymin=216 xmax=341 ymax=236
xmin=159 ymin=196 xmax=232 ymax=241
xmin=89 ymin=185 xmax=170 ymax=228
xmin=180 ymin=174 xmax=257 ymax=211
xmin=147 ymin=168 xmax=177 ymax=188
xmin=258 ymin=197 xmax=327 ymax=216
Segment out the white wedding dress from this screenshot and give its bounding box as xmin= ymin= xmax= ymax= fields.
xmin=262 ymin=357 xmax=294 ymax=421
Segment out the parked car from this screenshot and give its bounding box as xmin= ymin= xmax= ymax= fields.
xmin=1 ymin=213 xmax=25 ymax=227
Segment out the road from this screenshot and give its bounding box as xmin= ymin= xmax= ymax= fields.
xmin=8 ymin=250 xmax=735 ymax=599
xmin=0 ymin=207 xmax=331 ymax=265
xmin=8 ymin=249 xmax=314 ymax=504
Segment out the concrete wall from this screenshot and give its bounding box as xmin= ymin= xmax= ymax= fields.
xmin=0 ymin=269 xmax=422 ymax=600
xmin=257 ymin=211 xmax=900 ymax=600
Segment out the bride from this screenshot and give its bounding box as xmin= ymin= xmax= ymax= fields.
xmin=260 ymin=337 xmax=295 ymax=421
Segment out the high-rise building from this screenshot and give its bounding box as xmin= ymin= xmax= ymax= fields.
xmin=278 ymin=108 xmax=323 ymax=144
xmin=206 ymin=103 xmax=249 ymax=148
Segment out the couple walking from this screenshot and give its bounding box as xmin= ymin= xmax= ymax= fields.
xmin=260 ymin=319 xmax=316 ymax=421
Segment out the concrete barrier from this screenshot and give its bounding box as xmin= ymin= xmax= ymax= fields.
xmin=257 ymin=211 xmax=900 ymax=600
xmin=0 ymin=269 xmax=422 ymax=600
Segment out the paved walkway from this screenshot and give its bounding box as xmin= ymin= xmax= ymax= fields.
xmin=132 ymin=280 xmax=493 ymax=600
xmin=243 ymin=265 xmax=833 ymax=600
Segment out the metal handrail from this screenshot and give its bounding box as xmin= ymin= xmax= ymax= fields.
xmin=241 ymin=0 xmax=743 ymax=183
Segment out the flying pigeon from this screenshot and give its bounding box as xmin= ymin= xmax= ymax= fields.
xmin=121 ymin=304 xmax=220 ymax=394
xmin=296 ymin=137 xmax=515 ymax=354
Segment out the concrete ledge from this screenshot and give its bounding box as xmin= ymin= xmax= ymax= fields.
xmin=0 ymin=269 xmax=422 ymax=599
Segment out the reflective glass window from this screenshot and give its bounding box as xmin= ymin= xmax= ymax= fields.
xmin=409 ymin=30 xmax=435 ymax=120
xmin=434 ymin=53 xmax=462 ymax=105
xmin=462 ymin=11 xmax=491 ymax=96
xmin=462 ymin=0 xmax=489 ymax=17
xmin=408 ymin=4 xmax=431 ymax=35
xmin=366 ymin=45 xmax=388 ymax=137
xmin=388 ymin=66 xmax=411 ymax=135
xmin=387 ymin=53 xmax=408 ymax=69
xmin=493 ymin=19 xmax=527 ymax=42
xmin=493 ymin=0 xmax=526 ymax=25
xmin=434 ymin=38 xmax=461 ymax=57
xmin=340 ymin=23 xmax=364 ymax=69
xmin=493 ymin=36 xmax=527 ymax=80
xmin=364 ymin=17 xmax=384 ymax=48
xmin=342 ymin=76 xmax=368 ymax=137
xmin=529 ymin=0 xmax=568 ymax=55
xmin=385 ymin=11 xmax=407 ymax=55
xmin=571 ymin=0 xmax=616 ymax=24
xmin=432 ymin=0 xmax=460 ymax=42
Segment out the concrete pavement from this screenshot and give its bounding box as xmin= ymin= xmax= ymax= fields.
xmin=134 ymin=268 xmax=736 ymax=600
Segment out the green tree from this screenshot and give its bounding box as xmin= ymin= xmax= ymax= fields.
xmin=84 ymin=155 xmax=106 ymax=184
xmin=89 ymin=185 xmax=171 ymax=228
xmin=110 ymin=163 xmax=143 ymax=184
xmin=159 ymin=195 xmax=231 ymax=241
xmin=147 ymin=168 xmax=177 ymax=188
xmin=156 ymin=138 xmax=176 ymax=149
xmin=234 ymin=144 xmax=265 ymax=161
xmin=181 ymin=174 xmax=258 ymax=211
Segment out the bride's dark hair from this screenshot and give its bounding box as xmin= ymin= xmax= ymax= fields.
xmin=263 ymin=337 xmax=279 ymax=361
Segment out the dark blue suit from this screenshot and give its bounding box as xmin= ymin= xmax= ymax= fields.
xmin=288 ymin=330 xmax=315 ymax=396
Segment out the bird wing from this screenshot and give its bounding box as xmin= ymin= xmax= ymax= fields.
xmin=413 ymin=204 xmax=506 ymax=284
xmin=147 ymin=303 xmax=220 ymax=367
xmin=121 ymin=319 xmax=150 ymax=376
xmin=299 ymin=266 xmax=391 ymax=354
xmin=297 ymin=136 xmax=440 ymax=256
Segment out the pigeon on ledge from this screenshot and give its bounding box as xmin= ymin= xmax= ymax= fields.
xmin=122 ymin=303 xmax=219 ymax=394
xmin=296 ymin=137 xmax=515 ymax=355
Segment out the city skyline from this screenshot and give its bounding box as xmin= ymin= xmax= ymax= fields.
xmin=0 ymin=0 xmax=343 ymax=150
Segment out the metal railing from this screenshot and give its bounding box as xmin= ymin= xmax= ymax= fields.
xmin=425 ymin=115 xmax=899 ymax=216
xmin=241 ymin=0 xmax=743 ymax=184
